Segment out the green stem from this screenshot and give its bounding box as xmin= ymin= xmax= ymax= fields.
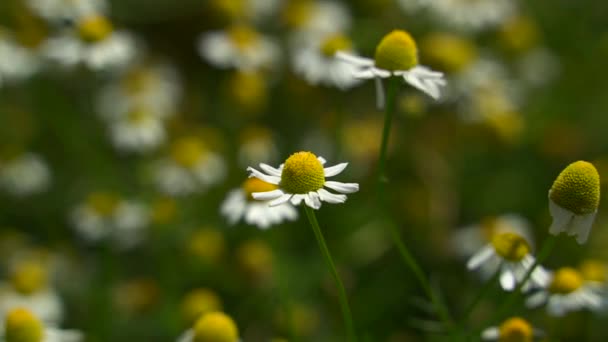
xmin=376 ymin=77 xmax=398 ymax=193
xmin=304 ymin=206 xmax=357 ymax=342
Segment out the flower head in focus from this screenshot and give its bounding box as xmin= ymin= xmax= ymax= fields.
xmin=2 ymin=307 xmax=82 ymax=342
xmin=337 ymin=30 xmax=446 ymax=108
xmin=481 ymin=316 xmax=542 ymax=342
xmin=247 ymin=151 xmax=359 ymax=209
xmin=177 ymin=311 xmax=239 ymax=342
xmin=548 ymin=161 xmax=600 ymax=244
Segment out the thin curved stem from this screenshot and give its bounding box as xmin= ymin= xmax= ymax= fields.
xmin=304 ymin=206 xmax=357 ymax=342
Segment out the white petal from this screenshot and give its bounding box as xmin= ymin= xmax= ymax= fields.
xmin=269 ymin=193 xmax=293 ymax=207
xmin=481 ymin=327 xmax=499 ymax=340
xmin=317 ymin=156 xmax=327 ymax=165
xmin=252 ymin=189 xmax=284 ymax=200
xmin=259 ymin=163 xmax=282 ymax=177
xmin=466 ymin=245 xmax=495 ymax=270
xmin=324 ymin=181 xmax=359 ymax=194
xmin=525 ymin=291 xmax=548 ymax=308
xmin=307 ymin=192 xmax=322 ymax=209
xmin=317 ymin=188 xmax=347 ymax=203
xmin=375 ymin=77 xmax=385 ymax=109
xmin=290 ymin=194 xmax=305 ymax=206
xmin=548 ymin=197 xmax=573 ymax=235
xmin=335 ymin=51 xmax=374 ymax=66
xmin=569 ymin=211 xmax=596 ymax=244
xmin=353 ymin=69 xmax=376 ymax=79
xmin=247 ymin=167 xmax=281 ymax=184
xmin=500 ymin=269 xmax=516 ymax=291
xmin=324 ymin=163 xmax=348 ymax=177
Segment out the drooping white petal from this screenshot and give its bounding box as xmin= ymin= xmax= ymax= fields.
xmin=352 ymin=69 xmax=376 ymax=79
xmin=259 ymin=163 xmax=282 ymax=177
xmin=323 ymin=163 xmax=348 ymax=177
xmin=252 ymin=189 xmax=284 ymax=200
xmin=335 ymin=51 xmax=374 ymax=67
xmin=317 ymin=188 xmax=346 ymax=203
xmin=375 ymin=77 xmax=385 ymax=109
xmin=305 ymin=192 xmax=322 ymax=209
xmin=290 ymin=194 xmax=305 ymax=206
xmin=569 ymin=211 xmax=596 ymax=244
xmin=500 ymin=269 xmax=516 ymax=291
xmin=525 ymin=291 xmax=548 ymax=308
xmin=317 ymin=156 xmax=327 ymax=165
xmin=269 ymin=193 xmax=293 ymax=207
xmin=401 ymin=65 xmax=446 ymax=100
xmin=466 ymin=245 xmax=495 ymax=270
xmin=324 ymin=181 xmax=359 ymax=194
xmin=548 ymin=198 xmax=573 ymax=235
xmin=247 ymin=166 xmax=281 ymax=184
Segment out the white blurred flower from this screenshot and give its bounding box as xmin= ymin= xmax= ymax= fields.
xmin=0 ymin=33 xmax=41 ymax=87
xmin=0 ymin=307 xmax=82 ymax=342
xmin=283 ymin=0 xmax=351 ymax=39
xmin=0 ymin=153 xmax=51 ymax=197
xmin=107 ymin=110 xmax=166 ymax=154
xmin=237 ymin=126 xmax=278 ymax=169
xmin=481 ymin=317 xmax=542 ymax=341
xmin=26 ymin=0 xmax=106 ymax=23
xmin=425 ymin=0 xmax=516 ymax=33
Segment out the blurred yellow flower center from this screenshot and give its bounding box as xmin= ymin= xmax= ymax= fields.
xmin=11 ymin=261 xmax=47 ymax=295
xmin=498 ymin=317 xmax=533 ymax=342
xmin=77 ymin=15 xmax=113 ymax=43
xmin=188 ymin=228 xmax=225 ymax=264
xmin=228 ymin=25 xmax=259 ymax=50
xmin=580 ymin=260 xmax=606 ymax=283
xmin=549 ymin=267 xmax=584 ymax=294
xmin=5 ymin=308 xmax=44 ymax=342
xmin=127 ymin=109 xmax=149 ymax=124
xmin=237 ymin=239 xmax=273 ymax=277
xmin=123 ymin=68 xmax=156 ymax=95
xmin=170 ymin=137 xmax=208 ymax=168
xmin=193 ymin=312 xmax=239 ymax=342
xmin=500 ymin=16 xmax=539 ymax=53
xmin=228 ymin=72 xmax=266 ymax=111
xmin=320 ymin=34 xmax=352 ymax=57
xmin=210 ymin=0 xmax=245 ymax=21
xmin=181 ymin=288 xmax=223 ymax=324
xmin=374 ymin=30 xmax=419 ymax=71
xmin=549 ymin=160 xmax=600 ymax=215
xmin=242 ymin=177 xmax=278 ymax=201
xmin=421 ymin=33 xmax=476 ymax=72
xmin=87 ymin=192 xmax=120 ymax=217
xmin=280 ymin=151 xmax=325 ymax=194
xmin=151 ymin=197 xmax=177 ymax=224
xmin=282 ymin=0 xmax=314 ymax=28
xmin=491 ymin=233 xmax=530 ymax=262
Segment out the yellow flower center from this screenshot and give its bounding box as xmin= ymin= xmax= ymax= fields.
xmin=491 ymin=232 xmax=530 ymax=262
xmin=227 ymin=72 xmax=266 ymax=112
xmin=87 ymin=192 xmax=120 ymax=217
xmin=193 ymin=312 xmax=239 ymax=342
xmin=374 ymin=30 xmax=419 ymax=71
xmin=320 ymin=34 xmax=352 ymax=57
xmin=227 ymin=25 xmax=259 ymax=51
xmin=209 ymin=0 xmax=246 ymax=21
xmin=188 ymin=228 xmax=225 ymax=264
xmin=151 ymin=197 xmax=177 ymax=224
xmin=181 ymin=288 xmax=223 ymax=324
xmin=549 ymin=267 xmax=584 ymax=294
xmin=237 ymin=239 xmax=273 ymax=278
xmin=282 ymin=0 xmax=314 ymax=29
xmin=280 ymin=151 xmax=325 ymax=194
xmin=5 ymin=308 xmax=44 ymax=342
xmin=123 ymin=68 xmax=156 ymax=95
xmin=498 ymin=317 xmax=533 ymax=342
xmin=127 ymin=109 xmax=150 ymax=124
xmin=549 ymin=161 xmax=600 ymax=215
xmin=170 ymin=137 xmax=208 ymax=168
xmin=500 ymin=15 xmax=539 ymax=53
xmin=421 ymin=33 xmax=477 ymax=72
xmin=242 ymin=178 xmax=278 ymax=201
xmin=10 ymin=261 xmax=47 ymax=295
xmin=77 ymin=15 xmax=113 ymax=43
xmin=580 ymin=260 xmax=606 ymax=283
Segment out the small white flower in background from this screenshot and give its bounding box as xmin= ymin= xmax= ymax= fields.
xmin=417 ymin=0 xmax=516 ymax=33
xmin=70 ymin=192 xmax=149 ymax=249
xmin=208 ymin=0 xmax=281 ymax=23
xmin=291 ymin=33 xmax=362 ymax=90
xmin=237 ymin=126 xmax=278 ymax=169
xmin=107 ymin=109 xmax=166 ymax=154
xmin=197 ymin=24 xmax=280 ymax=71
xmin=481 ymin=316 xmax=542 ymax=341
xmin=247 ymin=151 xmax=359 ymax=210
xmin=153 ymin=136 xmax=226 ymax=196
xmin=283 ymin=0 xmax=351 ymax=40
xmin=221 ymin=178 xmax=298 ymax=229
xmin=42 ymin=14 xmax=138 ymax=71
xmin=467 ymin=232 xmax=549 ymax=292
xmin=337 ymin=30 xmax=446 ymax=109
xmin=1 ymin=307 xmax=82 ymax=342
xmin=0 ymin=32 xmax=41 ymax=88
xmin=526 ymin=267 xmax=603 ymax=316
xmin=26 ymin=0 xmax=106 ymax=24
xmin=548 ymin=161 xmax=600 ymax=244
xmin=0 ymin=153 xmax=51 ymax=197
xmin=177 ymin=311 xmax=239 ymax=342
xmin=516 ymin=48 xmax=560 ymax=89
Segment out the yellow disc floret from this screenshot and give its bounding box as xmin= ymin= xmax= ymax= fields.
xmin=193 ymin=312 xmax=239 ymax=342
xmin=77 ymin=15 xmax=113 ymax=43
xmin=580 ymin=259 xmax=607 ymax=283
xmin=243 ymin=178 xmax=278 ymax=201
xmin=87 ymin=191 xmax=120 ymax=217
xmin=549 ymin=267 xmax=584 ymax=294
xmin=491 ymin=233 xmax=530 ymax=262
xmin=171 ymin=137 xmax=208 ymax=168
xmin=282 ymin=0 xmax=314 ymax=29
xmin=549 ymin=161 xmax=600 ymax=215
xmin=498 ymin=317 xmax=533 ymax=342
xmin=320 ymin=34 xmax=352 ymax=57
xmin=374 ymin=30 xmax=419 ymax=71
xmin=5 ymin=308 xmax=44 ymax=342
xmin=11 ymin=261 xmax=47 ymax=295
xmin=228 ymin=25 xmax=259 ymax=50
xmin=280 ymin=152 xmax=325 ymax=194
xmin=181 ymin=288 xmax=223 ymax=324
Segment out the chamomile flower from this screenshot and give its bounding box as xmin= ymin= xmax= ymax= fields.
xmin=0 ymin=153 xmax=51 ymax=197
xmin=180 ymin=288 xmax=223 ymax=325
xmin=337 ymin=30 xmax=446 ymax=108
xmin=282 ymin=0 xmax=351 ymax=39
xmin=177 ymin=311 xmax=239 ymax=342
xmin=70 ymin=192 xmax=149 ymax=248
xmin=291 ymin=33 xmax=361 ymax=90
xmin=424 ymin=0 xmax=516 ymax=33
xmin=197 ymin=24 xmax=280 ymax=71
xmin=467 ymin=232 xmax=549 ymax=291
xmin=526 ymin=267 xmax=603 ymax=316
xmin=221 ymin=178 xmax=298 ymax=229
xmin=481 ymin=316 xmax=542 ymax=341
xmin=26 ymin=0 xmax=106 ymax=23
xmin=107 ymin=109 xmax=166 ymax=154
xmin=208 ymin=0 xmax=280 ymax=23
xmin=237 ymin=126 xmax=278 ymax=168
xmin=42 ymin=14 xmax=137 ymax=71
xmin=153 ymin=136 xmax=226 ymax=196
xmin=247 ymin=151 xmax=359 ymax=210
xmin=548 ymin=161 xmax=600 ymax=244
xmin=1 ymin=308 xmax=82 ymax=342
xmin=0 ymin=31 xmax=41 ymax=87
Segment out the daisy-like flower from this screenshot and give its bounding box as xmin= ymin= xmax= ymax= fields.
xmin=291 ymin=33 xmax=361 ymax=90
xmin=0 ymin=31 xmax=41 ymax=87
xmin=481 ymin=316 xmax=542 ymax=342
xmin=282 ymin=0 xmax=351 ymax=39
xmin=467 ymin=232 xmax=549 ymax=291
xmin=70 ymin=192 xmax=149 ymax=248
xmin=107 ymin=109 xmax=166 ymax=154
xmin=208 ymin=0 xmax=280 ymax=23
xmin=177 ymin=311 xmax=239 ymax=342
xmin=423 ymin=0 xmax=516 ymax=33
xmin=0 ymin=153 xmax=51 ymax=197
xmin=337 ymin=30 xmax=446 ymax=109
xmin=42 ymin=14 xmax=137 ymax=71
xmin=548 ymin=161 xmax=600 ymax=244
xmin=1 ymin=308 xmax=82 ymax=342
xmin=221 ymin=178 xmax=298 ymax=229
xmin=26 ymin=0 xmax=106 ymax=24
xmin=247 ymin=151 xmax=358 ymax=210
xmin=154 ymin=136 xmax=226 ymax=196
xmin=197 ymin=24 xmax=280 ymax=71
xmin=526 ymin=267 xmax=603 ymax=316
